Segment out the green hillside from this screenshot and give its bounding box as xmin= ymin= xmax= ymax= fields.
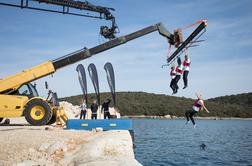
xmin=60 ymin=92 xmax=252 ymax=118
xmin=208 ymin=93 xmax=252 ymax=107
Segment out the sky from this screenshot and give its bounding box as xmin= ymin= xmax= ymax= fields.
xmin=0 ymin=0 xmax=252 ymax=99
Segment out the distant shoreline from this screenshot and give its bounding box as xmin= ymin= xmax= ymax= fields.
xmin=122 ymin=115 xmax=252 ymax=120
xmin=61 ymin=92 xmax=252 ymax=119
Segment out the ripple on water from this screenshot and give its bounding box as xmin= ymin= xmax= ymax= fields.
xmin=133 ymin=119 xmax=252 ymax=166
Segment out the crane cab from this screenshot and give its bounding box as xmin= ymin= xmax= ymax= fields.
xmin=6 ymin=83 xmax=39 ymax=98
xmin=0 ymin=83 xmax=54 ymax=125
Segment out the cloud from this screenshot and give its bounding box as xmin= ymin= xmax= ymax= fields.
xmin=1 ymin=0 xmax=252 ymax=99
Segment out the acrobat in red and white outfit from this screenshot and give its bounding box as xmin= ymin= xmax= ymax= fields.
xmin=183 ymin=52 xmax=191 ymax=89
xmin=185 ymin=93 xmax=210 ymax=128
xmin=169 ymin=66 xmax=176 ymax=94
xmin=173 ymin=57 xmax=184 ymax=94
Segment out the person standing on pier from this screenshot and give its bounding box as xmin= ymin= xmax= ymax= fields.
xmin=102 ymin=99 xmax=111 ymax=119
xmin=91 ymin=100 xmax=98 ymax=119
xmin=79 ymin=99 xmax=87 ymax=119
xmin=185 ymin=93 xmax=210 ymax=128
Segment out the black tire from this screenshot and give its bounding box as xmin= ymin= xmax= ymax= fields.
xmin=47 ymin=115 xmax=56 ymax=125
xmin=24 ymin=99 xmax=53 ymax=126
xmin=0 ymin=118 xmax=3 ymax=123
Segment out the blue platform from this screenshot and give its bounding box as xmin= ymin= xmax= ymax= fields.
xmin=66 ymin=119 xmax=133 ymax=131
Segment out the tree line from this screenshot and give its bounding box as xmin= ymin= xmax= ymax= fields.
xmin=60 ymin=92 xmax=252 ymax=118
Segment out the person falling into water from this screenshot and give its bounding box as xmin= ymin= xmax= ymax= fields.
xmin=185 ymin=93 xmax=210 ymax=128
xmin=169 ymin=65 xmax=177 ymax=94
xmin=102 ymin=99 xmax=111 ymax=119
xmin=90 ymin=100 xmax=98 ymax=120
xmin=173 ymin=57 xmax=184 ymax=94
xmin=183 ymin=50 xmax=191 ymax=89
xmin=79 ymin=99 xmax=87 ymax=119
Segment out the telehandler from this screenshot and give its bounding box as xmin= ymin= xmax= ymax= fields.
xmin=0 ymin=21 xmax=207 ymax=125
xmin=0 ymin=1 xmax=207 ymax=126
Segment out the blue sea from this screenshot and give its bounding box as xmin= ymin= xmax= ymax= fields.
xmin=133 ymin=119 xmax=252 ymax=166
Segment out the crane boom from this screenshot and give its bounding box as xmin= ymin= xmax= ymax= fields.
xmin=167 ymin=21 xmax=207 ymax=63
xmin=0 ymin=0 xmax=113 ymax=20
xmin=53 ymin=22 xmax=173 ymax=70
xmin=33 ymin=0 xmax=114 ymax=15
xmin=0 ymin=0 xmax=118 ymax=39
xmin=0 ymin=21 xmax=207 ymax=94
xmin=0 ymin=22 xmax=172 ymax=94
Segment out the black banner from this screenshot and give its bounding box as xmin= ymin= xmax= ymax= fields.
xmin=76 ymin=64 xmax=88 ymax=106
xmin=88 ymin=63 xmax=100 ymax=105
xmin=104 ymin=62 xmax=116 ymax=106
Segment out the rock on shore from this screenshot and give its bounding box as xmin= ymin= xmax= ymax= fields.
xmin=0 ymin=125 xmax=141 ymax=166
xmin=63 ymin=130 xmax=141 ymax=166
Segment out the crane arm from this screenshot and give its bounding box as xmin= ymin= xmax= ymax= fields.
xmin=0 ymin=0 xmax=114 ymax=20
xmin=167 ymin=21 xmax=207 ymax=63
xmin=0 ymin=0 xmax=118 ymax=39
xmin=53 ymin=22 xmax=173 ymax=69
xmin=0 ymin=21 xmax=207 ymax=94
xmin=0 ymin=22 xmax=172 ymax=94
xmin=32 ymin=0 xmax=114 ymax=19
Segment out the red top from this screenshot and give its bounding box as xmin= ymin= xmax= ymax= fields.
xmin=170 ymin=70 xmax=176 ymax=76
xmin=193 ymin=99 xmax=203 ymax=109
xmin=183 ymin=59 xmax=190 ymax=67
xmin=175 ymin=66 xmax=184 ymax=75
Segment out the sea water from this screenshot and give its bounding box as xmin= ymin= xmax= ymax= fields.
xmin=133 ymin=119 xmax=252 ymax=166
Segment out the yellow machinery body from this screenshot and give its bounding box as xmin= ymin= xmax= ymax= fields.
xmin=0 ymin=61 xmax=67 ymax=125
xmin=0 ymin=93 xmax=68 ymax=125
xmin=0 ymin=95 xmax=28 ymax=117
xmin=0 ymin=61 xmax=55 ymax=93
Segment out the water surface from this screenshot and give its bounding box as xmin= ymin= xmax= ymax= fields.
xmin=133 ymin=119 xmax=252 ymax=166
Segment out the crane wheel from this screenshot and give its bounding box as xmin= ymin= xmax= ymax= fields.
xmin=24 ymin=99 xmax=53 ymax=126
xmin=47 ymin=115 xmax=56 ymax=125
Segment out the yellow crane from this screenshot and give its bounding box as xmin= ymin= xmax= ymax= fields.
xmin=0 ymin=22 xmax=190 ymax=125
xmin=0 ymin=1 xmax=207 ymax=126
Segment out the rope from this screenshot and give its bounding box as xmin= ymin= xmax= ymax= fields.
xmin=164 ymin=19 xmax=207 ymax=67
xmin=181 ymin=19 xmax=207 ymax=30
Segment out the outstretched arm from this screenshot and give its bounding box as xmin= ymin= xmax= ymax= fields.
xmin=203 ymin=105 xmax=210 ymax=113
xmin=195 ymin=92 xmax=209 ymax=112
xmin=201 ymin=101 xmax=210 ymax=113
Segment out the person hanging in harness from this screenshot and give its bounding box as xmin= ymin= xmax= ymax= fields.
xmin=102 ymin=99 xmax=111 ymax=119
xmin=169 ymin=65 xmax=177 ymax=94
xmin=183 ymin=49 xmax=191 ymax=89
xmin=185 ymin=93 xmax=210 ymax=128
xmin=173 ymin=57 xmax=184 ymax=94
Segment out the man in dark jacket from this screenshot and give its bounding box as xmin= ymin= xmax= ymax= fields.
xmin=90 ymin=100 xmax=98 ymax=119
xmin=102 ymin=99 xmax=111 ymax=119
